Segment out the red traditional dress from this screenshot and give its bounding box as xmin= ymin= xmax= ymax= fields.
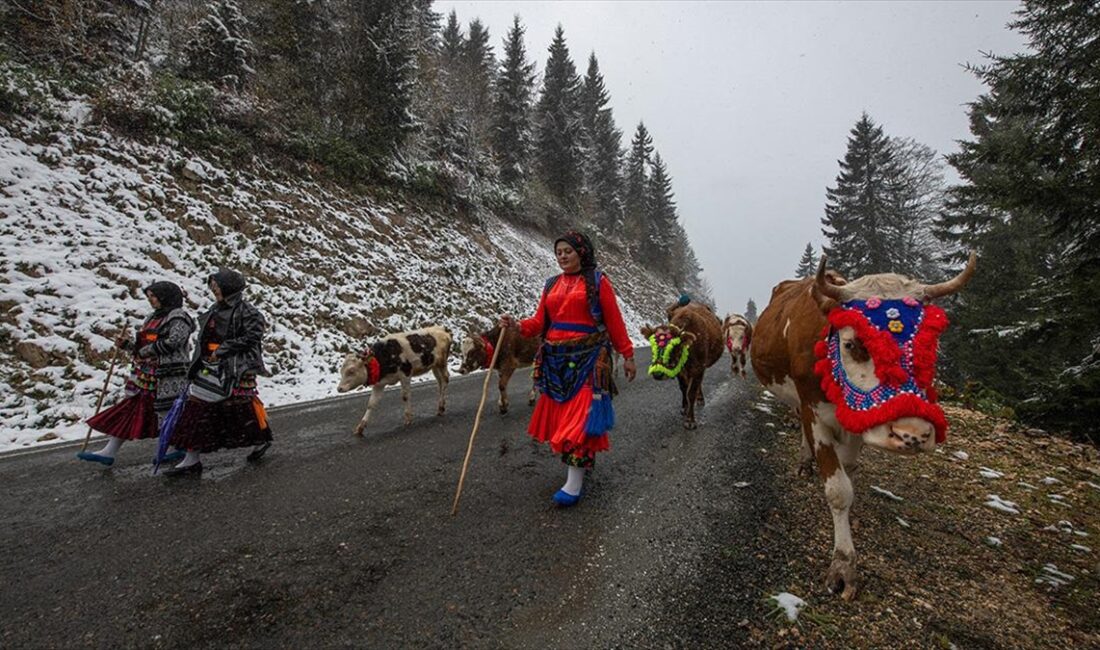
xmin=85 ymin=320 xmax=162 ymax=440
xmin=519 ymin=272 xmax=634 ymax=466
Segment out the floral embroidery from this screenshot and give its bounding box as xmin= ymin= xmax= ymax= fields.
xmin=866 ymin=297 xmax=882 ymax=309
xmin=885 ymin=307 xmax=900 ymax=319
xmin=888 ymin=320 xmax=905 ymax=333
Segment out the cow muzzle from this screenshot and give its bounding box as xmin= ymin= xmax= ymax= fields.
xmin=881 ymin=418 xmax=936 ymax=454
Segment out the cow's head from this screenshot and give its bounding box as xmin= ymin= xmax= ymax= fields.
xmin=337 ymin=349 xmax=380 ymax=392
xmin=811 ymin=254 xmax=976 ymax=454
xmin=641 ymin=323 xmax=696 ymax=381
xmin=722 ymin=313 xmax=753 ymax=377
xmin=458 ymin=332 xmax=491 ymax=374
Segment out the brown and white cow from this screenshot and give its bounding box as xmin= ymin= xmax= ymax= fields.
xmin=457 ymin=324 xmax=541 ymax=414
xmin=641 ymin=299 xmax=725 ymax=429
xmin=337 ymin=326 xmax=452 ymax=435
xmin=751 ymin=254 xmax=976 ymax=600
xmin=722 ymin=313 xmax=753 ymax=378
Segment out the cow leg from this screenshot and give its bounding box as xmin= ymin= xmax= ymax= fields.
xmin=400 ymin=376 xmax=413 ymax=425
xmin=433 ymin=365 xmax=448 ymax=416
xmin=354 ymin=385 xmax=386 ymax=436
xmin=678 ymin=375 xmax=689 ymax=415
xmin=813 ymin=420 xmax=859 ymax=601
xmin=683 ymin=377 xmax=698 ymax=430
xmin=497 ymin=367 xmax=514 ymax=414
xmin=798 ymin=434 xmax=815 ymax=478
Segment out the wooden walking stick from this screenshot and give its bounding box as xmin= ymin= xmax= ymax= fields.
xmin=81 ymin=330 xmax=126 ymax=452
xmin=452 ymin=325 xmax=509 ymax=515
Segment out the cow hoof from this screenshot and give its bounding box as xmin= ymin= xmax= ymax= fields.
xmin=437 ymin=408 xmax=445 ymax=416
xmin=683 ymin=420 xmax=697 ymax=430
xmin=499 ymin=406 xmax=508 ymax=415
xmin=826 ymin=556 xmax=860 ymax=601
xmin=353 ymin=426 xmax=365 ymax=437
xmin=797 ymin=461 xmax=815 ymax=479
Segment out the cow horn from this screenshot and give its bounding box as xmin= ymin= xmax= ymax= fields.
xmin=815 ymin=255 xmax=844 ymax=301
xmin=922 ymin=251 xmax=977 ymax=300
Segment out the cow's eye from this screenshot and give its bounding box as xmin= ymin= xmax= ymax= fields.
xmin=843 ymin=341 xmax=853 ymax=351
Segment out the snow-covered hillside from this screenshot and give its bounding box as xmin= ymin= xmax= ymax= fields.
xmin=0 ymin=97 xmax=682 ymax=451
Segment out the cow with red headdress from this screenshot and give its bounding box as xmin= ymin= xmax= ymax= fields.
xmin=458 ymin=325 xmax=541 ymax=414
xmin=751 ymin=253 xmax=976 ymax=600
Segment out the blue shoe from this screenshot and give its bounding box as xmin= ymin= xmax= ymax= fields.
xmin=552 ymin=489 xmax=582 ymax=507
xmin=76 ymin=451 xmax=114 ymax=466
xmin=160 ymin=449 xmax=186 ymax=464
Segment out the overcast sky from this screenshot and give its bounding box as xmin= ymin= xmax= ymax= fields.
xmin=436 ymin=0 xmax=1028 ymax=316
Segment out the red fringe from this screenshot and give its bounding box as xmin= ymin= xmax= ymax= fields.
xmin=816 ymin=305 xmax=949 ymax=443
xmin=826 ymin=308 xmax=907 ymax=386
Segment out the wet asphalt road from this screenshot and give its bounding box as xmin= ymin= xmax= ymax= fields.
xmin=0 ymin=347 xmax=782 ymax=649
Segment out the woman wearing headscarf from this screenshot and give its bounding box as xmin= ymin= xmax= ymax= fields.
xmin=162 ymin=268 xmax=273 ymax=476
xmin=500 ymin=231 xmax=637 ymax=506
xmin=78 ymin=281 xmax=195 ymax=466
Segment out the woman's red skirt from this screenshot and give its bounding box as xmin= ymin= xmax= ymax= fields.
xmin=527 ymin=378 xmax=610 ymax=456
xmin=86 ymin=389 xmax=158 ymax=440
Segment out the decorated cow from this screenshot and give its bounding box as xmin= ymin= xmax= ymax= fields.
xmin=337 ymin=326 xmax=452 ymax=435
xmin=722 ymin=313 xmax=753 ymax=378
xmin=458 ymin=324 xmax=541 ymax=414
xmin=751 ymin=254 xmax=976 ymax=600
xmin=641 ymin=299 xmax=725 ymax=429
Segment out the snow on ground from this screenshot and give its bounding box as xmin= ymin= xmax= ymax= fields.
xmin=768 ymin=592 xmax=806 ymax=622
xmin=984 ymin=495 xmax=1020 ymax=515
xmin=979 ymin=467 xmax=1005 ymax=479
xmin=870 ymin=485 xmax=903 ymax=501
xmin=951 ymin=451 xmax=969 ymax=461
xmin=1035 ymin=564 xmax=1074 ymax=589
xmin=0 ymin=97 xmax=683 ymax=451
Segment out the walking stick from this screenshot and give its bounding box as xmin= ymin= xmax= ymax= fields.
xmin=452 ymin=326 xmax=508 ymax=515
xmin=81 ymin=332 xmax=126 ymax=452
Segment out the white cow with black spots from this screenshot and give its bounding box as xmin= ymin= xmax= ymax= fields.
xmin=337 ymin=326 xmax=452 ymax=435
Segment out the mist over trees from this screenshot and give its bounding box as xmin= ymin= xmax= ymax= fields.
xmin=0 ymin=0 xmax=709 ymax=302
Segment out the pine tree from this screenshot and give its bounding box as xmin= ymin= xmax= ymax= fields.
xmin=795 ymin=242 xmax=818 ymax=277
xmin=623 ymin=121 xmax=653 ymax=247
xmin=440 ymin=10 xmax=464 ymax=72
xmin=491 ymin=15 xmax=536 ymax=186
xmin=745 ymin=298 xmax=758 ymax=324
xmin=343 ymin=1 xmax=419 ymax=158
xmin=821 ymin=113 xmax=905 ymax=277
xmin=644 ymin=151 xmax=678 ymax=274
xmin=580 ymin=53 xmax=623 ymax=233
xmin=183 ymin=0 xmax=255 ymax=91
xmin=534 ymin=25 xmax=584 ymax=204
xmin=937 ymin=0 xmax=1100 ymax=440
xmin=461 ymin=19 xmax=495 ymax=146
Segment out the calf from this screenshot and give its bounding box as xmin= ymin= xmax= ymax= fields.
xmin=458 ymin=324 xmax=541 ymax=414
xmin=722 ymin=313 xmax=753 ymax=378
xmin=337 ymin=326 xmax=452 ymax=435
xmin=751 ymin=254 xmax=975 ymax=600
xmin=641 ymin=300 xmax=725 ymax=429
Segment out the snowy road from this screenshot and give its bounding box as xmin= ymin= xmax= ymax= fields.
xmin=0 ymin=348 xmax=782 ymax=648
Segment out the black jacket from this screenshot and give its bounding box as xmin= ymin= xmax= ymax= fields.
xmin=189 ymin=292 xmax=270 ymax=381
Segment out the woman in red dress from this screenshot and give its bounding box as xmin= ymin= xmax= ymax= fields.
xmin=78 ymin=281 xmax=194 ymax=467
xmin=501 ymin=231 xmax=637 ymax=507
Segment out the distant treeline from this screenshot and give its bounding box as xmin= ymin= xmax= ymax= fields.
xmin=1 ymin=0 xmax=709 ymax=300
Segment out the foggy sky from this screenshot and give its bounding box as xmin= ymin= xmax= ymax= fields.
xmin=435 ymin=0 xmax=1028 ymax=316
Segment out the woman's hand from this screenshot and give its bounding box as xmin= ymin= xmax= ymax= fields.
xmin=499 ymin=314 xmax=516 ymax=330
xmin=623 ymin=357 xmax=637 ymax=382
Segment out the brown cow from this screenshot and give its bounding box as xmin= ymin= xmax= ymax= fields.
xmin=751 ymin=254 xmax=976 ymax=600
xmin=722 ymin=313 xmax=753 ymax=378
xmin=457 ymin=324 xmax=541 ymax=414
xmin=641 ymin=300 xmax=725 ymax=429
